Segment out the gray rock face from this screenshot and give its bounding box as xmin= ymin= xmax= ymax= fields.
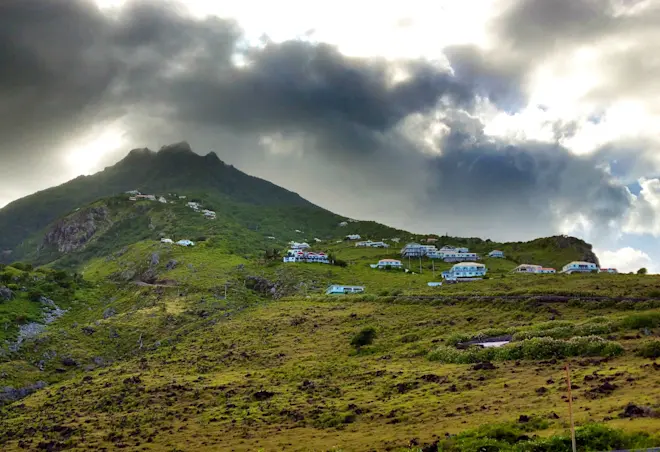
xmin=150 ymin=252 xmax=160 ymax=266
xmin=41 ymin=206 xmax=111 ymax=254
xmin=7 ymin=298 xmax=68 ymax=352
xmin=102 ymin=307 xmax=116 ymax=319
xmin=0 ymin=381 xmax=47 ymax=405
xmin=0 ymin=286 xmax=14 ymax=301
xmin=165 ymin=259 xmax=178 ymax=270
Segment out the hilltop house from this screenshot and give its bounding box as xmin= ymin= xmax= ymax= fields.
xmin=400 ymin=243 xmax=425 ymax=257
xmin=488 ymin=250 xmax=504 ymax=258
xmin=187 ymin=201 xmax=201 ymax=211
xmin=136 ymin=194 xmax=156 ymax=201
xmin=289 ymin=241 xmax=310 ymax=250
xmin=283 ymin=250 xmax=329 ymax=264
xmin=600 ymin=268 xmax=618 ymax=273
xmin=158 ymin=196 xmax=167 ymax=204
xmin=160 ymin=238 xmax=174 ymax=244
xmin=429 ymin=250 xmax=479 ymax=262
xmin=125 ymin=190 xmax=140 ymax=195
xmin=423 ymin=237 xmax=438 ymax=243
xmin=202 ymin=209 xmax=216 ymax=220
xmin=346 ymin=234 xmax=361 ymax=240
xmin=441 ymin=262 xmax=487 ymax=281
xmin=325 ymin=285 xmax=365 ymax=295
xmin=176 ymin=240 xmax=194 ymax=247
xmin=512 ymin=264 xmax=542 ymax=273
xmin=356 ymin=240 xmax=389 ymax=248
xmin=561 ymin=261 xmax=599 ymax=274
xmin=371 ymin=258 xmax=403 ymax=269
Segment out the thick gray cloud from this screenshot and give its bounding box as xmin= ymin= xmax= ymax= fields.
xmin=0 ymin=0 xmax=652 ymax=242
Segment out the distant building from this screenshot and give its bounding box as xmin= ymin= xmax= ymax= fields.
xmin=512 ymin=264 xmax=543 ymax=273
xmin=346 ymin=234 xmax=361 ymax=240
xmin=125 ymin=190 xmax=140 ymax=195
xmin=429 ymin=250 xmax=478 ymax=262
xmin=160 ymin=238 xmax=173 ymax=244
xmin=339 ymin=221 xmax=348 ymax=227
xmin=136 ymin=194 xmax=156 ymax=201
xmin=372 ymin=258 xmax=403 ymax=269
xmin=561 ymin=261 xmax=599 ymax=274
xmin=512 ymin=264 xmax=555 ymax=274
xmin=187 ymin=201 xmax=201 ymax=211
xmin=488 ymin=250 xmax=504 ymax=258
xmin=267 ymin=236 xmax=276 ymax=240
xmin=325 ymin=285 xmax=365 ymax=295
xmin=128 ymin=197 xmax=137 ymax=201
xmin=400 ymin=243 xmax=427 ymax=257
xmin=289 ymin=241 xmax=310 ymax=250
xmin=158 ymin=196 xmax=167 ymax=204
xmin=427 ymin=282 xmax=442 ymax=287
xmin=600 ymin=268 xmax=618 ymax=274
xmin=178 ymin=195 xmax=187 ymax=199
xmin=314 ymin=238 xmax=322 ymax=243
xmin=283 ymin=250 xmax=329 ymax=264
xmin=424 ymin=238 xmax=438 ymax=243
xmin=441 ymin=262 xmax=487 ymax=281
xmin=356 ymin=240 xmax=389 ymax=248
xmin=176 ymin=240 xmax=195 ymax=247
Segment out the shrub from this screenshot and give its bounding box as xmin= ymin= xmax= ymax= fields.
xmin=27 ymin=290 xmax=43 ymax=302
xmin=620 ymin=312 xmax=660 ymax=329
xmin=636 ymin=340 xmax=660 ymax=359
xmin=351 ymin=327 xmax=377 ymax=350
xmin=428 ymin=336 xmax=623 ymax=364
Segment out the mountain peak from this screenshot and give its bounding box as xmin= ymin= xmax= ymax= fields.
xmin=158 ymin=141 xmax=193 ymax=155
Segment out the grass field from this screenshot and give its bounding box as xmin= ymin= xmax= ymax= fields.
xmin=2 ymin=291 xmax=660 ymax=451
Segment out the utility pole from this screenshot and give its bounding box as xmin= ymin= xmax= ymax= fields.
xmin=565 ymin=363 xmax=577 ymax=452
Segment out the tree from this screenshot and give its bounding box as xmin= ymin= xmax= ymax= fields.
xmin=638 ymin=268 xmax=648 ymax=275
xmin=351 ymin=327 xmax=377 ymax=351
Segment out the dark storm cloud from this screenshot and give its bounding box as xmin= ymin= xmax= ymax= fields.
xmin=0 ymin=0 xmax=643 ymax=240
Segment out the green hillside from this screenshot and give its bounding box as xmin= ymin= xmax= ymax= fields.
xmin=1 ymin=144 xmax=659 ymax=451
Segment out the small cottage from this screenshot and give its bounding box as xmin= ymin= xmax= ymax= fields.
xmin=325 ymin=285 xmax=365 ymax=295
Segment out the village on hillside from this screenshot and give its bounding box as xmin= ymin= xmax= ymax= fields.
xmin=123 ymin=190 xmax=625 ymax=297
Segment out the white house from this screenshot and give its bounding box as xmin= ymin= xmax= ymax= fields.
xmin=187 ymin=201 xmax=201 ymax=211
xmin=203 ymin=211 xmax=216 ymax=220
xmin=355 ymin=241 xmax=373 ymax=247
xmin=325 ymin=285 xmax=365 ymax=295
xmin=136 ymin=194 xmax=156 ymax=201
xmin=346 ymin=234 xmax=361 ymax=240
xmin=369 ymin=241 xmax=389 ymax=248
xmin=160 ymin=238 xmax=173 ymax=244
xmin=283 ymin=250 xmax=329 ymax=264
xmin=267 ymin=236 xmax=276 ymax=240
xmin=289 ymin=241 xmax=310 ymax=250
xmin=488 ymin=250 xmax=505 ymax=258
xmin=401 ymin=243 xmax=430 ymax=257
xmin=295 ymin=229 xmax=302 ymax=233
xmin=512 ymin=264 xmax=555 ymax=274
xmin=373 ymin=258 xmax=403 ymax=269
xmin=391 ymin=238 xmax=401 ymax=243
xmin=158 ymin=196 xmax=167 ymax=204
xmin=128 ymin=197 xmax=137 ymax=201
xmin=441 ymin=262 xmax=487 ymax=281
xmin=176 ymin=240 xmax=195 ymax=247
xmin=314 ymin=238 xmax=322 ymax=243
xmin=430 ymin=251 xmax=478 ymax=262
xmin=600 ymin=268 xmax=618 ymax=274
xmin=427 ymin=282 xmax=443 ymax=287
xmin=512 ymin=264 xmax=543 ymax=273
xmin=339 ymin=221 xmax=348 ymax=227
xmin=125 ymin=190 xmax=140 ymax=195
xmin=178 ymin=195 xmax=187 ymax=199
xmin=561 ymin=261 xmax=599 ymax=274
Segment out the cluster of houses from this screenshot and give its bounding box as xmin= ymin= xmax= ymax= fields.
xmin=161 ymin=238 xmax=194 ymax=247
xmin=400 ymin=243 xmax=487 ymax=262
xmin=282 ymin=241 xmax=331 ymax=264
xmin=186 ymin=201 xmax=216 ymax=220
xmin=126 ymin=190 xmax=168 ymax=204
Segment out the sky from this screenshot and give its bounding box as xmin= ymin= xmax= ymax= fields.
xmin=1 ymin=0 xmax=659 ymax=273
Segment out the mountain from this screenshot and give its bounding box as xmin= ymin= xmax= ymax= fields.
xmin=0 ymin=142 xmax=319 ymax=259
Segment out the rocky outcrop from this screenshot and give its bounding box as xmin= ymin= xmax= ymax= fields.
xmin=0 ymin=381 xmax=47 ymax=405
xmin=41 ymin=206 xmax=111 ymax=253
xmin=551 ymin=235 xmax=600 ymax=266
xmin=0 ymin=286 xmax=14 ymax=301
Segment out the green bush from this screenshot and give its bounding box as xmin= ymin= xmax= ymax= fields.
xmin=27 ymin=290 xmax=43 ymax=302
xmin=620 ymin=312 xmax=660 ymax=329
xmin=429 ymin=336 xmax=623 ymax=364
xmin=351 ymin=327 xmax=377 ymax=350
xmin=436 ymin=422 xmax=655 ymax=452
xmin=636 ymin=340 xmax=660 ymax=359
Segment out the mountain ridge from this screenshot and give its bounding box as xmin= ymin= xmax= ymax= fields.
xmin=0 ymin=142 xmax=320 ymax=258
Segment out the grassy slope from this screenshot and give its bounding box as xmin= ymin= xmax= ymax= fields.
xmin=1 ymin=294 xmax=660 ymax=451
